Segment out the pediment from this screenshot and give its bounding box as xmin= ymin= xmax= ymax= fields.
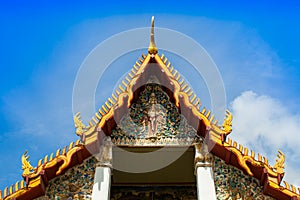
xmin=111 ymin=81 xmax=200 ymax=146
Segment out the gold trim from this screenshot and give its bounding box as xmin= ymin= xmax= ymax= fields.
xmin=21 ymin=150 xmax=34 ymax=177
xmin=273 ymin=149 xmax=285 ymax=174
xmin=213 ymin=135 xmax=285 ymax=179
xmin=74 ymin=112 xmax=87 ymax=137
xmin=222 ymin=109 xmax=233 ymax=134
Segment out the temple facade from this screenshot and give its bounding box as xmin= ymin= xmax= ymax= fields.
xmin=1 ymin=17 xmax=300 ymax=200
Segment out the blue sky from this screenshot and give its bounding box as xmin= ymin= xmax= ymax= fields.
xmin=1 ymin=1 xmax=300 ymax=191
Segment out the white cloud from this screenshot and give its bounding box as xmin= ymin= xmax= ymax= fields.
xmin=230 ymin=91 xmax=300 ymax=186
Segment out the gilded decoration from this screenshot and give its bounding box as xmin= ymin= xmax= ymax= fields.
xmin=22 ymin=150 xmax=34 ymax=177
xmin=111 ymin=186 xmax=197 ymax=200
xmin=111 ymin=83 xmax=199 ymax=146
xmin=273 ymin=149 xmax=285 ymax=174
xmin=214 ymin=157 xmax=274 ymax=200
xmin=222 ymin=109 xmax=233 ymax=134
xmin=44 ymin=157 xmax=97 ymax=200
xmin=74 ymin=112 xmax=87 ymax=137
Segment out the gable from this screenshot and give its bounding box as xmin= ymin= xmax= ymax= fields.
xmin=111 ymin=81 xmax=199 ymax=146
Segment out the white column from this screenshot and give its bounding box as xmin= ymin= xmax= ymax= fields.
xmin=92 ymin=167 xmax=111 ymax=200
xmin=194 ymin=143 xmax=216 ymax=200
xmin=92 ymin=135 xmax=113 ymax=200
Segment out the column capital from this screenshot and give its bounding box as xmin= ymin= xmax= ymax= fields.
xmin=194 ymin=142 xmax=214 ymax=169
xmin=194 ymin=142 xmax=217 ymax=199
xmin=96 ymin=135 xmax=113 ymax=169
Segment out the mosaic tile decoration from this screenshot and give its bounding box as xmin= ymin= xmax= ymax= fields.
xmin=214 ymin=157 xmax=275 ymax=200
xmin=111 ymin=83 xmax=199 ymax=146
xmin=34 ymin=149 xmax=276 ymax=200
xmin=36 ymin=157 xmax=97 ymax=200
xmin=34 ymin=82 xmax=275 ymax=199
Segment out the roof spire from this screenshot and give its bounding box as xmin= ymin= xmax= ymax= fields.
xmin=148 ymin=16 xmax=158 ymax=55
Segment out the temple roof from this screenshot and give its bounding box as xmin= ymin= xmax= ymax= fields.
xmin=1 ymin=17 xmax=300 ymax=200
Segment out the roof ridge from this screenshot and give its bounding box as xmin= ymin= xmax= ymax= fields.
xmin=73 ymin=51 xmax=231 ymax=141
xmin=217 ymin=136 xmax=300 ymax=197
xmin=224 ymin=137 xmax=280 ymax=175
xmin=155 ymin=53 xmax=227 ymax=132
xmin=0 ymin=139 xmax=83 ymax=199
xmin=91 ymin=54 xmax=147 ymax=126
xmin=0 ymin=179 xmax=25 ymax=200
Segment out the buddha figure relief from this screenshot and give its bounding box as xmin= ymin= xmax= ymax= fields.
xmin=142 ymin=92 xmax=167 ymax=139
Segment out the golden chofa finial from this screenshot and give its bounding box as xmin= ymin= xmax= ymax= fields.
xmin=222 ymin=109 xmax=233 ymax=134
xmin=22 ymin=150 xmax=34 ymax=177
xmin=148 ymin=16 xmax=158 ymax=55
xmin=273 ymin=149 xmax=285 ymax=174
xmin=74 ymin=112 xmax=87 ymax=137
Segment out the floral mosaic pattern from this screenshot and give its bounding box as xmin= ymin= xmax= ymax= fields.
xmin=111 ymin=186 xmax=197 ymax=200
xmin=41 ymin=157 xmax=97 ymax=200
xmin=111 ymin=83 xmax=199 ymax=146
xmin=214 ymin=157 xmax=274 ymax=200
